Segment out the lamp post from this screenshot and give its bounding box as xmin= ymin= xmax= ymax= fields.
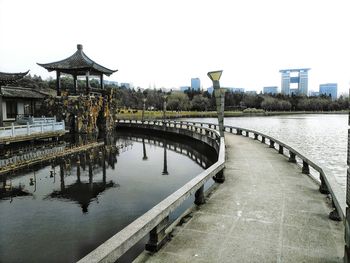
xmin=163 ymin=95 xmax=168 ymax=125
xmin=142 ymin=98 xmax=147 ymax=122
xmin=207 ymin=70 xmax=225 ymax=137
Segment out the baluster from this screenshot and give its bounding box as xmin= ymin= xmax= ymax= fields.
xmin=302 ymin=161 xmax=310 ymax=174
xmin=278 ymin=145 xmax=283 ymax=154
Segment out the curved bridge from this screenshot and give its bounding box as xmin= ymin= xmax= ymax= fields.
xmin=79 ymin=119 xmax=344 ymax=263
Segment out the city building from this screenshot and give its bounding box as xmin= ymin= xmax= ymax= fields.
xmin=310 ymin=91 xmax=320 ymax=97
xmin=263 ymin=86 xmax=278 ymax=95
xmin=245 ymin=90 xmax=257 ymax=95
xmin=279 ymin=68 xmax=310 ymax=95
xmin=180 ymin=86 xmax=190 ymax=92
xmin=227 ymin=87 xmax=245 ymax=93
xmin=207 ymin=87 xmax=213 ymax=94
xmin=319 ymin=83 xmax=338 ymax=100
xmin=191 ymin=78 xmax=201 ymax=91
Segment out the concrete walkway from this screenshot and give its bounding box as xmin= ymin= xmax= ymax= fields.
xmin=135 ymin=133 xmax=344 ymax=263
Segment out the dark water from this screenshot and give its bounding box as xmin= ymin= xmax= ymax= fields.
xmin=0 ymin=129 xmax=216 ymax=263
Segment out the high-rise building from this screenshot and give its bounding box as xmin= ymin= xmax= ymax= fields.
xmin=191 ymin=78 xmax=201 ymax=91
xmin=279 ymin=68 xmax=310 ymax=95
xmin=319 ymin=83 xmax=338 ymax=100
xmin=180 ymin=86 xmax=190 ymax=92
xmin=226 ymin=87 xmax=245 ymax=93
xmin=263 ymin=86 xmax=278 ymax=95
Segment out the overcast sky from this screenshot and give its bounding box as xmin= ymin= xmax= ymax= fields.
xmin=1 ymin=0 xmax=349 ymax=94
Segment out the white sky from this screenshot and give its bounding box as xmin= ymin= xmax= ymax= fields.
xmin=0 ymin=0 xmax=350 ymax=94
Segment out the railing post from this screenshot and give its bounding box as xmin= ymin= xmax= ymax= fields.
xmin=319 ymin=173 xmax=329 ymax=194
xmin=278 ymin=145 xmax=283 ymax=154
xmin=213 ymin=169 xmax=225 ymax=183
xmin=302 ymin=160 xmax=310 ymax=174
xmin=269 ymin=140 xmax=275 ymax=148
xmin=145 ymin=216 xmax=169 ymax=252
xmin=289 ymin=151 xmax=296 ymax=163
xmin=194 ymin=185 xmax=205 ymax=205
xmin=11 ymin=123 xmax=15 ymax=137
xmin=329 ymin=200 xmax=341 ymax=221
xmin=254 ymin=133 xmax=258 ymax=140
xmin=245 ymin=131 xmax=249 ymax=137
xmin=261 ymin=137 xmax=265 ymax=143
xmin=230 ymin=127 xmax=232 ymax=133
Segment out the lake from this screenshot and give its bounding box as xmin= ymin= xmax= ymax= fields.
xmin=184 ymin=114 xmax=348 ymax=190
xmin=0 ymin=129 xmax=216 ymax=263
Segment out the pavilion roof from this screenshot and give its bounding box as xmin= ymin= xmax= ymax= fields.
xmin=0 ymin=71 xmax=29 ymax=85
xmin=1 ymin=86 xmax=46 ymax=99
xmin=37 ymin=44 xmax=118 ymax=76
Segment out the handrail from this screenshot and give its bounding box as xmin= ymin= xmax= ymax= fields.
xmin=0 ymin=121 xmax=66 ymax=139
xmin=173 ymin=120 xmax=345 ymax=220
xmin=78 ymin=119 xmax=225 ymax=263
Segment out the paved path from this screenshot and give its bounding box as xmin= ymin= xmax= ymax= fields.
xmin=135 ymin=133 xmax=344 ymax=262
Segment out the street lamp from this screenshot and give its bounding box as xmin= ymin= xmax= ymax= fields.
xmin=207 ymin=70 xmax=225 ymax=137
xmin=163 ymin=95 xmax=168 ymax=125
xmin=142 ymin=98 xmax=147 ymax=122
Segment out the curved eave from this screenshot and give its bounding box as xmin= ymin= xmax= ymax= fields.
xmin=37 ymin=49 xmax=118 ymax=77
xmin=0 ymin=70 xmax=30 ymax=84
xmin=37 ymin=63 xmax=118 ymax=76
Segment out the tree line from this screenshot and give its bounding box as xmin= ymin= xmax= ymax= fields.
xmin=10 ymin=74 xmax=349 ymax=112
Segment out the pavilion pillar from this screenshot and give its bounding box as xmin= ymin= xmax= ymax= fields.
xmin=100 ymin=74 xmax=104 ymax=89
xmin=73 ymin=75 xmax=78 ymax=94
xmin=86 ymin=71 xmax=90 ymax=95
xmin=56 ymin=71 xmax=61 ymax=96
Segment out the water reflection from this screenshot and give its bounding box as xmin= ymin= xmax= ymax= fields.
xmin=0 ymin=130 xmax=216 ymax=263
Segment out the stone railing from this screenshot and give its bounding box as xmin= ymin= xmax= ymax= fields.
xmin=0 ymin=121 xmax=65 ymax=140
xmin=15 ymin=115 xmax=57 ymax=125
xmin=175 ymin=120 xmax=345 ymax=221
xmin=77 ymin=119 xmax=225 ymax=263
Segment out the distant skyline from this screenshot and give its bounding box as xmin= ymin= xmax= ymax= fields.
xmin=1 ymin=0 xmax=349 ymax=95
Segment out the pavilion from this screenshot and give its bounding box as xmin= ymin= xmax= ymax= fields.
xmin=37 ymin=44 xmax=117 ymax=96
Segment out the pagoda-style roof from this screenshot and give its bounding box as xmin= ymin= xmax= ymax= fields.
xmin=1 ymin=86 xmax=46 ymax=99
xmin=37 ymin=44 xmax=117 ymax=76
xmin=0 ymin=71 xmax=29 ymax=86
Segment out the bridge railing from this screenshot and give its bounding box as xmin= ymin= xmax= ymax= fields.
xmin=78 ymin=119 xmax=225 ymax=263
xmin=0 ymin=121 xmax=65 ymax=139
xmin=175 ymin=120 xmax=345 ymax=221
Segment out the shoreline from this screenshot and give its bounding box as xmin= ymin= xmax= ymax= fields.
xmin=116 ymin=110 xmax=349 ymax=120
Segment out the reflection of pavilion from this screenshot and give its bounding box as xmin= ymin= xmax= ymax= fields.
xmin=46 ymin=136 xmax=119 ymax=213
xmin=0 ymin=177 xmax=31 ymax=201
xmin=50 ymin=164 xmax=117 ymax=213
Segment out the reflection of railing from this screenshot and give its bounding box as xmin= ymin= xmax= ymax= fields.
xmin=78 ymin=119 xmax=225 ymax=263
xmin=123 ymin=135 xmax=213 ymax=169
xmin=0 ymin=121 xmax=65 ymax=139
xmin=175 ymin=120 xmax=345 ymax=221
xmin=0 ymin=141 xmax=104 ymax=176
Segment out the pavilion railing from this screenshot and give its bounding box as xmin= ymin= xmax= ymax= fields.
xmin=0 ymin=121 xmax=65 ymax=139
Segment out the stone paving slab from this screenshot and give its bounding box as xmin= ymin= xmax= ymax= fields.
xmin=135 ymin=133 xmax=344 ymax=263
